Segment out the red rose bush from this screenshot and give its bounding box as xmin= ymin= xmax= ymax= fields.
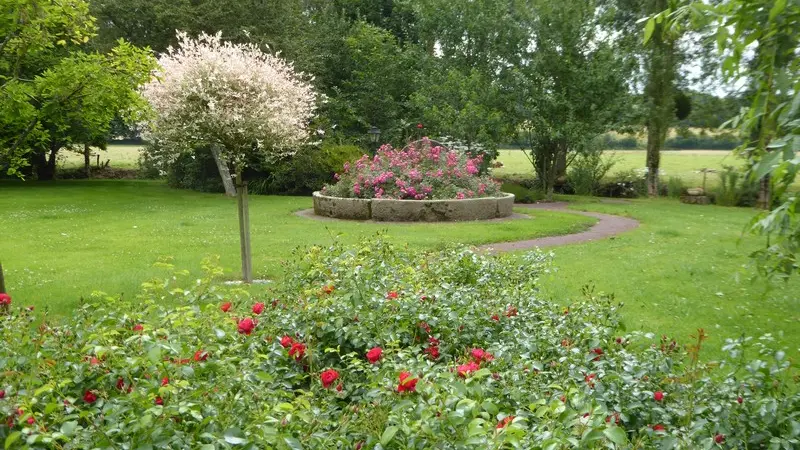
xmin=0 ymin=237 xmax=797 ymax=449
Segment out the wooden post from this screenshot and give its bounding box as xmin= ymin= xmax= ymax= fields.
xmin=236 ymin=167 xmax=253 ymax=283
xmin=0 ymin=262 xmax=6 ymax=293
xmin=96 ymin=153 xmax=100 ymax=169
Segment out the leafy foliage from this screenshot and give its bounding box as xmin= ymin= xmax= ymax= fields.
xmin=1 ymin=238 xmax=798 ymax=448
xmin=0 ymin=0 xmax=155 ymax=180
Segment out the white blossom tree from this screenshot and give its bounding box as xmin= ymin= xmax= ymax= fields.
xmin=142 ymin=32 xmax=317 ymax=282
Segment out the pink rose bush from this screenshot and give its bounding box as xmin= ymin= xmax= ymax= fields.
xmin=322 ymin=138 xmax=502 ymax=200
xmin=0 ymin=237 xmax=797 ymax=448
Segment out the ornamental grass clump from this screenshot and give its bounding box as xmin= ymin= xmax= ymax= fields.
xmin=0 ymin=239 xmax=798 ymax=449
xmin=321 ymin=138 xmax=502 ymax=200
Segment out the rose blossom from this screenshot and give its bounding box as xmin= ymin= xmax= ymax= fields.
xmin=320 ymin=369 xmax=339 ymax=388
xmin=366 ymin=347 xmax=382 ymax=364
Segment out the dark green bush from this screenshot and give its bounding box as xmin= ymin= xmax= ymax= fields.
xmin=666 ymin=177 xmax=686 ymax=199
xmin=566 ymin=150 xmax=617 ymax=196
xmin=714 ymin=165 xmax=759 ymax=207
xmin=161 ymin=143 xmax=365 ymax=195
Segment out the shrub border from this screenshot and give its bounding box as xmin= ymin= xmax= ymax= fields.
xmin=312 ymin=191 xmax=515 ymax=222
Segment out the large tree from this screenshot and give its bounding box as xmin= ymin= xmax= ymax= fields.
xmin=512 ymin=0 xmax=629 ymax=200
xmin=0 ymin=0 xmax=156 ymax=180
xmin=605 ymin=0 xmax=691 ymax=196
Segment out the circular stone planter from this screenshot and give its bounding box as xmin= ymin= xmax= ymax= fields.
xmin=312 ymin=191 xmax=515 ymax=222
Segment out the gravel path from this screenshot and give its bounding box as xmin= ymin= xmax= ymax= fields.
xmin=479 ymin=202 xmax=639 ymax=253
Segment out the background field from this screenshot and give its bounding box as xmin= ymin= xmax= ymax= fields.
xmin=59 ymin=145 xmax=143 ymax=170
xmin=494 ymin=149 xmax=745 ymax=188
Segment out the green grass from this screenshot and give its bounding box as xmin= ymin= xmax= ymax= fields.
xmin=535 ymin=197 xmax=800 ymax=361
xmin=495 ymin=149 xmax=745 ymax=188
xmin=0 ymin=180 xmax=594 ymax=316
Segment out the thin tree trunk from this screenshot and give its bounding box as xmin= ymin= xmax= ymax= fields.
xmin=646 ymin=124 xmax=663 ymax=196
xmin=83 ymin=144 xmax=91 ymax=178
xmin=757 ymin=174 xmax=771 ymax=210
xmin=0 ymin=262 xmax=6 ymax=294
xmin=211 ymin=144 xmax=237 ymax=197
xmin=236 ymin=166 xmax=253 ymax=283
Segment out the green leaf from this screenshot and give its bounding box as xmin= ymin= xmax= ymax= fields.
xmin=283 ymin=437 xmax=303 ymax=450
xmin=60 ymin=421 xmax=78 ymax=436
xmin=604 ymin=427 xmax=628 ymax=445
xmin=644 ymin=19 xmax=656 ymax=44
xmin=223 ymin=428 xmax=247 ymax=445
xmin=4 ymin=432 xmax=21 ymax=450
xmin=769 ymin=0 xmax=786 ymax=21
xmin=381 ymin=426 xmax=399 ymax=446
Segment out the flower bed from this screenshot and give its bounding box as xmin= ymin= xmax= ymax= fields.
xmin=0 ymin=240 xmax=798 ymax=449
xmin=312 ymin=191 xmax=515 ymax=221
xmin=321 ymin=139 xmax=504 ymax=200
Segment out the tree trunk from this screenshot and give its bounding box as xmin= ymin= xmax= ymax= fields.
xmin=34 ymin=141 xmax=59 ymax=180
xmin=644 ymin=0 xmax=676 ymax=198
xmin=757 ymin=173 xmax=771 ymax=210
xmin=646 ymin=124 xmax=664 ymax=196
xmin=211 ymin=144 xmax=237 ymax=197
xmin=83 ymin=144 xmax=91 ymax=178
xmin=236 ymin=166 xmax=253 ymax=283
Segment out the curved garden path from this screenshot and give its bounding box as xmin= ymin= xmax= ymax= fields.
xmin=479 ymin=202 xmax=639 ymax=253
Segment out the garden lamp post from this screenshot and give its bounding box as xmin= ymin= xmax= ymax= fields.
xmin=368 ymin=125 xmax=381 ymax=154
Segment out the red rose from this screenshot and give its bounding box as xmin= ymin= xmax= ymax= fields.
xmin=397 ymin=371 xmax=418 ymax=393
xmin=737 ymin=396 xmax=743 ymax=404
xmin=416 ymin=123 xmax=424 ymax=129
xmin=505 ymin=306 xmax=518 ymax=317
xmin=425 ymin=345 xmax=440 ymax=360
xmin=592 ymin=348 xmax=603 ymax=361
xmin=491 ymin=314 xmax=500 ymax=322
xmin=471 ymin=348 xmax=485 ymax=361
xmin=418 ymin=321 xmax=431 ymax=334
xmin=132 ymin=324 xmax=143 ymax=332
xmin=90 ymin=357 xmax=100 ymax=366
xmin=26 ymin=417 xmax=34 ymax=425
xmin=0 ymin=293 xmax=11 ymax=306
xmin=714 ymin=434 xmax=725 ymax=444
xmin=83 ymin=390 xmax=97 ymax=404
xmin=320 ymin=369 xmax=339 ymax=388
xmin=193 ymin=350 xmax=208 ymax=362
xmin=252 ymin=302 xmax=265 ymax=314
xmin=288 ymin=342 xmax=306 ymax=360
xmin=457 ymin=361 xmax=480 ymax=378
xmin=386 ymin=291 xmax=399 ymax=300
xmin=366 ymin=347 xmax=382 ymax=364
xmin=652 ymin=424 xmax=665 ymax=432
xmin=654 ymin=391 xmax=664 ymax=402
xmin=428 ymin=336 xmax=440 ymax=346
xmin=496 ymin=416 xmax=515 ymax=429
xmin=220 ymin=302 xmax=232 ymax=312
xmin=155 ymin=396 xmax=163 ymax=406
xmin=238 ymin=318 xmax=256 ymax=335
xmin=336 ymin=383 xmax=343 ymax=392
xmin=161 ymin=377 xmax=169 ymax=386
xmin=280 ymin=335 xmax=295 ymax=348
xmin=615 ymin=337 xmax=623 ymax=344
xmin=116 ymin=377 xmax=125 ymax=391
xmin=0 ymin=390 xmax=4 ymax=399
xmin=584 ymin=373 xmax=596 ymax=388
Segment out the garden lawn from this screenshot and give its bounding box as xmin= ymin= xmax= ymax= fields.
xmin=536 ymin=197 xmax=800 ymax=361
xmin=495 ymin=149 xmax=745 ymax=188
xmin=0 ymin=180 xmax=594 ymax=316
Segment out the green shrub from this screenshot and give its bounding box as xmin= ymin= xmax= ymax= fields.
xmin=666 ymin=176 xmax=685 ymax=198
xmin=714 ymin=165 xmax=759 ymax=207
xmin=0 ymin=238 xmax=797 ymax=449
xmin=567 ymin=150 xmax=617 ymax=196
xmin=598 ymin=169 xmax=649 ymax=198
xmin=256 ymin=143 xmax=364 ymax=195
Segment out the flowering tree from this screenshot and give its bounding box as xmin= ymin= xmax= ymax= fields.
xmin=142 ymin=32 xmax=317 ymax=282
